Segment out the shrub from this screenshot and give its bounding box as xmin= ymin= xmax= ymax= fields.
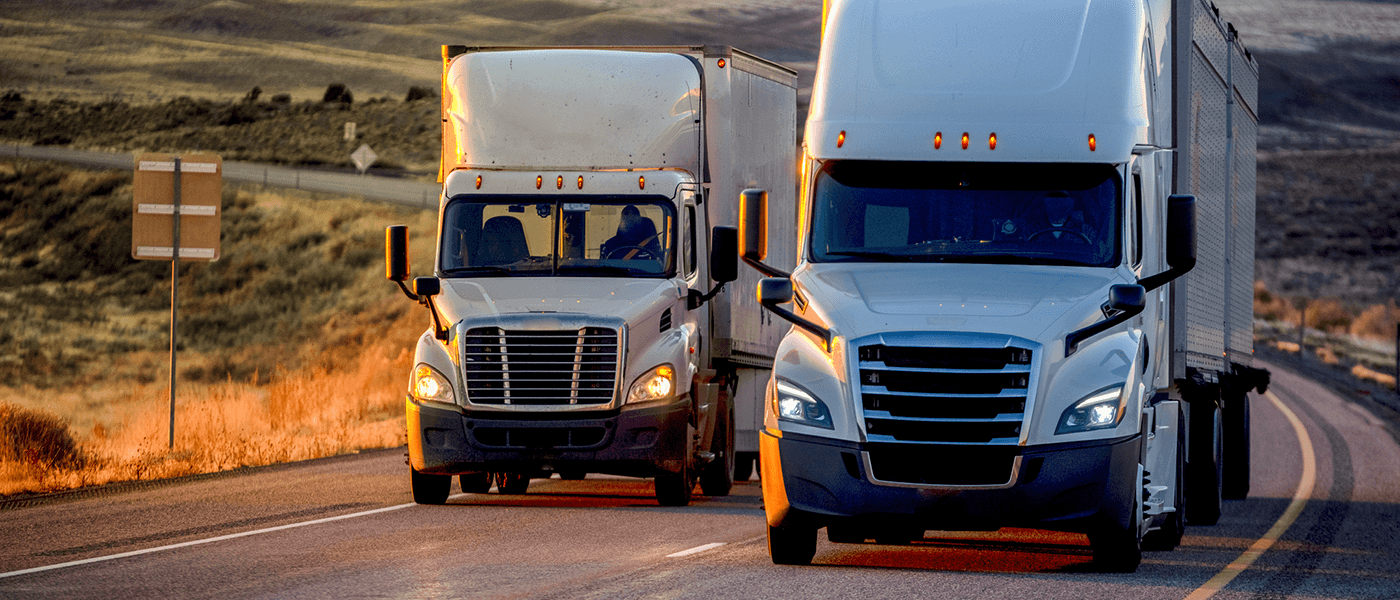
xmin=1306 ymin=298 xmax=1352 ymax=333
xmin=1350 ymin=301 xmax=1399 ymax=342
xmin=0 ymin=402 xmax=86 ymax=470
xmin=405 ymin=86 xmax=436 ymax=102
xmin=322 ymin=83 xmax=353 ymax=105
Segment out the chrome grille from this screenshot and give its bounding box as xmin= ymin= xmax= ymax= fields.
xmin=462 ymin=326 xmax=619 ymax=405
xmin=858 ymin=344 xmax=1032 ymax=445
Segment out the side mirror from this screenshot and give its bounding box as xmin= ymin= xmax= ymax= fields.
xmin=710 ymin=226 xmax=738 ymax=284
xmin=1108 ymin=283 xmax=1146 ymax=313
xmin=386 ymin=225 xmax=410 ymax=282
xmin=1139 ymin=194 xmax=1197 ymax=292
xmin=740 ymin=189 xmax=767 ymax=263
xmin=414 ymin=276 xmax=441 ymax=298
xmin=758 ymin=277 xmax=794 ymax=305
xmin=1066 ymin=283 xmax=1147 ymax=356
xmin=1165 ymin=194 xmax=1197 ymax=271
xmin=739 ymin=188 xmax=788 ymax=278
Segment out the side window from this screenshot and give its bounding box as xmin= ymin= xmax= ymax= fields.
xmin=684 ymin=205 xmax=697 ymax=277
xmin=1132 ymin=172 xmax=1144 ymax=268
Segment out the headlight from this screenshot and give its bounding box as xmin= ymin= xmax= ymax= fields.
xmin=772 ymin=379 xmax=833 ymax=429
xmin=1056 ymin=384 xmax=1125 ymax=434
xmin=412 ymin=364 xmax=455 ymax=404
xmin=627 ymin=364 xmax=675 ymax=404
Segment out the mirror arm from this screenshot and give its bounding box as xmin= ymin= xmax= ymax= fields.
xmin=394 ymin=280 xmax=421 ymax=302
xmin=762 ymin=300 xmax=833 ymax=351
xmin=743 ymin=255 xmax=790 ymax=279
xmin=687 ymin=281 xmax=728 ymax=311
xmin=1138 ymin=257 xmax=1195 ymax=292
xmin=1065 ymin=303 xmax=1145 ymax=357
xmin=423 ymin=295 xmax=448 ymax=341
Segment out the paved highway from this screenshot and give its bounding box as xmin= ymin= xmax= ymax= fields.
xmin=3 ymin=143 xmax=441 ymax=209
xmin=2 ymin=359 xmax=1397 ymax=599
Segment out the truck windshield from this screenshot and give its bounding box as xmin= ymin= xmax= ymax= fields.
xmin=810 ymin=161 xmax=1121 ymax=267
xmin=440 ymin=196 xmax=676 ymax=278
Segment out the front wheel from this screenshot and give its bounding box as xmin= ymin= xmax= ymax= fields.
xmin=1088 ymin=521 xmax=1142 ymax=573
xmin=768 ymin=523 xmax=817 ymax=565
xmin=411 ymin=467 xmax=450 ymax=505
xmin=655 ymin=461 xmax=696 ymax=507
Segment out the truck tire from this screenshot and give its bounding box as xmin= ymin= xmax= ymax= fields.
xmin=768 ymin=523 xmax=817 ymax=565
xmin=654 ymin=461 xmax=695 ymax=506
xmin=825 ymin=524 xmax=866 ymax=544
xmin=734 ymin=453 xmax=757 ymax=482
xmin=699 ymin=398 xmax=735 ymax=497
xmin=411 ymin=467 xmax=450 ymax=505
xmin=495 ymin=471 xmax=530 ymax=495
xmin=460 ymin=471 xmax=492 ymax=494
xmin=1221 ymin=385 xmax=1251 ymax=500
xmin=1185 ymin=388 xmax=1224 ymax=526
xmin=1088 ymin=520 xmax=1142 ymax=573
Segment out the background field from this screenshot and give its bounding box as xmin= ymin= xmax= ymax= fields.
xmin=0 ymin=0 xmax=1397 ymax=496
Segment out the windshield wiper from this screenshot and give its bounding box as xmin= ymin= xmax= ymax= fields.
xmin=949 ymin=254 xmax=1090 ymax=267
xmin=555 ymin=264 xmax=638 ymax=278
xmin=823 ymin=250 xmax=923 ymax=262
xmin=440 ymin=266 xmax=516 ymax=276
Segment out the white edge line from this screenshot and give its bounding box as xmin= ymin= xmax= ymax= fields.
xmin=666 ymin=542 xmax=726 ymax=558
xmin=0 ymin=502 xmax=418 ymax=579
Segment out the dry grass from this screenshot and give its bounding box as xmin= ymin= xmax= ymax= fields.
xmin=0 ymin=158 xmax=437 ymax=497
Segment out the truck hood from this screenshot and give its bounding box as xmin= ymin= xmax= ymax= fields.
xmin=435 ymin=277 xmax=682 ymax=329
xmin=797 ymin=263 xmax=1126 ymax=346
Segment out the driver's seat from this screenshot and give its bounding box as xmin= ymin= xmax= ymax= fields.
xmin=475 ymin=216 xmax=528 ymax=265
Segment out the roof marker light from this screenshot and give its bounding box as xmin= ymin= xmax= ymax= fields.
xmin=475 ymin=175 xmax=482 ymax=189
xmin=989 ymin=132 xmax=997 ymax=150
xmin=837 ymin=130 xmax=846 ymax=148
xmin=638 ymin=175 xmax=645 ymax=190
xmin=1089 ymin=134 xmax=1097 ymax=152
xmin=577 ymin=175 xmax=584 ymax=190
xmin=556 ymin=175 xmax=563 ymax=189
xmin=717 ymin=58 xmax=726 ymax=69
xmin=536 ymin=175 xmax=543 ymax=189
xmin=934 ymin=132 xmax=942 ymax=150
xmin=961 ymin=132 xmax=969 ymax=150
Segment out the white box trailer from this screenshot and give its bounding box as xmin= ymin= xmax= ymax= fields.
xmin=386 ymin=45 xmax=797 ymax=506
xmin=742 ymin=0 xmax=1267 ymax=571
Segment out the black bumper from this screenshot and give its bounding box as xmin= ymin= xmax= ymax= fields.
xmin=764 ymin=429 xmax=1140 ymax=534
xmin=407 ymin=396 xmax=691 ymax=478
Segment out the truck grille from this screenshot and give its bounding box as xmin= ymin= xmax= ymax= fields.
xmin=857 ymin=344 xmax=1033 ymax=445
xmin=462 ymin=326 xmax=620 ymax=405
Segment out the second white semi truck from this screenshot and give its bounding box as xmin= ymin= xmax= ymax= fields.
xmin=743 ymin=0 xmax=1269 ymax=571
xmin=386 ymin=45 xmax=797 ymax=506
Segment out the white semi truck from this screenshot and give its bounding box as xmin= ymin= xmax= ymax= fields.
xmin=386 ymin=46 xmax=797 ymax=506
xmin=741 ymin=0 xmax=1269 ymax=570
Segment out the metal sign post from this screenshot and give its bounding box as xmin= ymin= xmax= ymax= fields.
xmin=133 ymin=153 xmax=222 ymax=449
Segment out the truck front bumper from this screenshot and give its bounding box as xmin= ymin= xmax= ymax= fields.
xmin=761 ymin=428 xmax=1140 ymax=534
xmin=407 ymin=396 xmax=691 ymax=478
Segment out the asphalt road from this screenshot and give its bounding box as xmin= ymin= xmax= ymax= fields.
xmin=2 ymin=143 xmax=441 ymax=209
xmin=2 ymin=359 xmax=1397 ymax=599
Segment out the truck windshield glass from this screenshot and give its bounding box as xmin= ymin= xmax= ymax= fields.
xmin=811 ymin=161 xmax=1121 ymax=267
xmin=440 ymin=196 xmax=675 ymax=277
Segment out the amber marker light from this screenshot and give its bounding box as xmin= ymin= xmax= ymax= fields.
xmin=961 ymin=132 xmax=970 ymax=150
xmin=475 ymin=175 xmax=482 ymax=189
xmin=837 ymin=130 xmax=846 ymax=148
xmin=718 ymin=58 xmax=726 ymax=69
xmin=556 ymin=175 xmax=563 ymax=189
xmin=934 ymin=132 xmax=943 ymax=149
xmin=536 ymin=175 xmax=543 ymax=189
xmin=638 ymin=175 xmax=646 ymax=190
xmin=577 ymin=175 xmax=584 ymax=190
xmin=1088 ymin=134 xmax=1097 ymax=152
xmin=989 ymin=132 xmax=998 ymax=150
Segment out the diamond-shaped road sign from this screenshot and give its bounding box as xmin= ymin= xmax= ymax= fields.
xmin=351 ymin=143 xmax=377 ymax=174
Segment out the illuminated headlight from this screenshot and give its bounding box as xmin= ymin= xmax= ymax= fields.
xmin=412 ymin=364 xmax=455 ymax=404
xmin=772 ymin=379 xmax=833 ymax=429
xmin=627 ymin=364 xmax=675 ymax=404
xmin=1056 ymin=384 xmax=1125 ymax=434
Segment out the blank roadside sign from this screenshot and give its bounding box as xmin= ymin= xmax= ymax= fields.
xmin=132 ymin=152 xmax=222 ymax=261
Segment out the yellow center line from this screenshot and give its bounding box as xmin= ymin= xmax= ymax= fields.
xmin=1184 ymin=390 xmax=1317 ymax=599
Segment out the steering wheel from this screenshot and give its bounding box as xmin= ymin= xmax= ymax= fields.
xmin=1026 ymin=228 xmax=1092 ymax=244
xmin=605 ymin=246 xmax=658 ymax=260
